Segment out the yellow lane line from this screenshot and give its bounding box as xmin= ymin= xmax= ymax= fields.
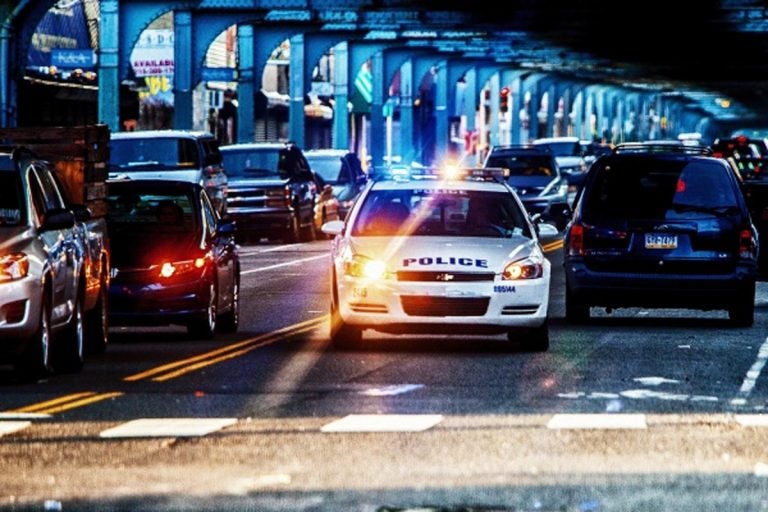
xmin=542 ymin=239 xmax=564 ymax=252
xmin=123 ymin=316 xmax=327 ymax=382
xmin=152 ymin=322 xmax=324 ymax=382
xmin=6 ymin=391 xmax=124 ymax=415
xmin=7 ymin=392 xmax=98 ymax=413
xmin=36 ymin=392 xmax=124 ymax=415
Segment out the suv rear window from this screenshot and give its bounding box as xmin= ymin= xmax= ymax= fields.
xmin=485 ymin=154 xmax=554 ymax=177
xmin=109 ymin=138 xmax=201 ymax=170
xmin=583 ymin=158 xmax=738 ymax=222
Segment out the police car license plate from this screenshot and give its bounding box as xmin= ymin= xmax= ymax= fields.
xmin=645 ymin=233 xmax=677 ymax=249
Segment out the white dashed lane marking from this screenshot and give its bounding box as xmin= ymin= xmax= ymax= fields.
xmin=99 ymin=418 xmax=237 ymax=438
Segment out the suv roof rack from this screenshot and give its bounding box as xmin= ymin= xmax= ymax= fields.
xmin=612 ymin=142 xmax=712 ymax=156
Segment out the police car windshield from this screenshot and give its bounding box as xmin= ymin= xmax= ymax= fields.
xmin=352 ymin=189 xmax=531 ymax=238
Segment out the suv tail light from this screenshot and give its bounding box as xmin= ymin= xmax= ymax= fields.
xmin=740 ymin=228 xmax=757 ymax=259
xmin=568 ymin=223 xmax=584 ymax=256
xmin=265 ymin=187 xmax=291 ymax=208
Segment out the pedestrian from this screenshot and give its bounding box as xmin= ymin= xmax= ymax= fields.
xmin=218 ymin=89 xmax=238 ymax=145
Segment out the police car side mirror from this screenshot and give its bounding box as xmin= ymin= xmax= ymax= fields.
xmin=321 ymin=219 xmax=345 ymax=237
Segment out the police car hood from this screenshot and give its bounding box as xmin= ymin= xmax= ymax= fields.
xmin=350 ymin=235 xmax=539 ymax=272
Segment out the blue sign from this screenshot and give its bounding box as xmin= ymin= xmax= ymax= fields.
xmin=51 ymin=49 xmax=96 ymax=69
xmin=202 ymin=67 xmax=237 ymax=82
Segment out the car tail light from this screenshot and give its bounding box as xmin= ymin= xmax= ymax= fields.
xmin=568 ymin=223 xmax=585 ymax=256
xmin=158 ymin=252 xmax=211 ymax=278
xmin=739 ymin=228 xmax=757 ymax=259
xmin=266 ymin=187 xmax=291 ymax=208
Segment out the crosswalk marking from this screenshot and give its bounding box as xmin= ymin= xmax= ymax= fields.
xmin=99 ymin=418 xmax=237 ymax=438
xmin=547 ymin=413 xmax=647 ymax=429
xmin=0 ymin=421 xmax=31 ymax=437
xmin=321 ymin=414 xmax=443 ymax=432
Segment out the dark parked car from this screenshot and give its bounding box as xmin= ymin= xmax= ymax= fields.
xmin=304 ymin=149 xmax=368 ymax=221
xmin=0 ymin=147 xmax=92 ymax=379
xmin=483 ymin=144 xmax=571 ymax=230
xmin=712 ymin=135 xmax=768 ymax=279
xmin=220 ymin=142 xmax=339 ymax=243
xmin=108 ymin=130 xmax=228 ymax=216
xmin=563 ymin=143 xmax=758 ymax=325
xmin=106 ymin=179 xmax=240 ymax=338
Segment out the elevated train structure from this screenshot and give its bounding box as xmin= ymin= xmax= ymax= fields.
xmin=2 ymin=0 xmax=768 ymax=167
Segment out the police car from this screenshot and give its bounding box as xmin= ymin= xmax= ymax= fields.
xmin=321 ymin=165 xmax=557 ymax=351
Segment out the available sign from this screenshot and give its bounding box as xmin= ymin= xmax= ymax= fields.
xmin=130 ymin=29 xmax=174 ymax=77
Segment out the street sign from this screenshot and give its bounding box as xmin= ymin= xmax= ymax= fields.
xmin=202 ymin=67 xmax=236 ymax=82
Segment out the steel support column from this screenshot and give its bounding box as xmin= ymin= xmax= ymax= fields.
xmin=237 ymin=24 xmax=255 ymax=143
xmin=172 ymin=11 xmax=193 ymax=130
xmin=289 ymin=34 xmax=306 ymax=147
xmin=98 ymin=0 xmax=120 ymax=131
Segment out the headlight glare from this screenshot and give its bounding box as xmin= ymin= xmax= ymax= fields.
xmin=502 ymin=256 xmax=543 ymax=280
xmin=344 ymin=254 xmax=388 ymax=279
xmin=0 ymin=253 xmax=29 ymax=282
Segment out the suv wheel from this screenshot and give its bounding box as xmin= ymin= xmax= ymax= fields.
xmin=565 ymin=286 xmax=590 ymax=323
xmin=728 ymin=284 xmax=755 ymax=327
xmin=284 ymin=214 xmax=301 ymax=243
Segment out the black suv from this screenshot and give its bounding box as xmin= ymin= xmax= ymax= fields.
xmin=220 ymin=142 xmax=339 ymax=243
xmin=483 ymin=144 xmax=571 ymax=230
xmin=563 ymin=143 xmax=758 ymax=326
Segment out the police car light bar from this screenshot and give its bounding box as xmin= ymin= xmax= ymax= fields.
xmin=373 ymin=165 xmax=509 ymax=182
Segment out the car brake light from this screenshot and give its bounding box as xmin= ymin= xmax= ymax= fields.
xmin=568 ymin=224 xmax=584 ymax=256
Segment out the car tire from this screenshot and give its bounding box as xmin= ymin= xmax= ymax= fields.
xmin=728 ymin=287 xmax=755 ymax=327
xmin=565 ymin=286 xmax=590 ymax=323
xmin=15 ymin=291 xmax=53 ymax=382
xmin=85 ymin=270 xmax=109 ymax=355
xmin=217 ymin=274 xmax=240 ymax=333
xmin=188 ymin=281 xmax=217 ymax=339
xmin=53 ymin=291 xmax=85 ymax=374
xmin=330 ymin=285 xmax=361 ymax=349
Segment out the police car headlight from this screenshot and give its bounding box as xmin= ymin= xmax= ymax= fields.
xmin=344 ymin=254 xmax=389 ymax=279
xmin=502 ymin=255 xmax=543 ymax=280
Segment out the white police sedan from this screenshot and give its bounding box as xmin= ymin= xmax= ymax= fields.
xmin=321 ymin=165 xmax=557 ymax=351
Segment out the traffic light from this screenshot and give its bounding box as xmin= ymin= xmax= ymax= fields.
xmin=500 ymin=86 xmax=510 ymax=113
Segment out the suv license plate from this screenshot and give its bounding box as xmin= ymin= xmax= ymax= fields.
xmin=645 ymin=233 xmax=678 ymax=249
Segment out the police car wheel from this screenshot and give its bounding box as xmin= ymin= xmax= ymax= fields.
xmin=522 ymin=321 xmax=549 ymax=352
xmin=330 ymin=300 xmax=362 ymax=349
